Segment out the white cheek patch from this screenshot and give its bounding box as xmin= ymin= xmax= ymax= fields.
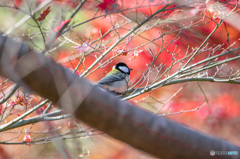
xmin=118 ymin=66 xmax=129 ymax=73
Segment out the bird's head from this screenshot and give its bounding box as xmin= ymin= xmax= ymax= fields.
xmin=114 ymin=62 xmax=132 ymax=75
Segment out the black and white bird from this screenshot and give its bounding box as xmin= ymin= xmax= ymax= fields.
xmin=98 ymin=62 xmax=132 ymax=94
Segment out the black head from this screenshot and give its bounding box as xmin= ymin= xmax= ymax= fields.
xmin=114 ymin=62 xmax=133 ymax=75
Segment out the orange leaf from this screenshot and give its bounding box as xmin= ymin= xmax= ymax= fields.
xmin=23 ymin=133 xmax=32 ymax=143
xmin=37 ymin=6 xmax=51 ymax=21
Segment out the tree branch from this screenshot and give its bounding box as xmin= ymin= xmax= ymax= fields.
xmin=0 ymin=99 xmax=49 ymax=131
xmin=0 ymin=110 xmax=70 ymax=131
xmin=0 ymin=35 xmax=239 ymax=159
xmin=3 ymin=0 xmax=53 ymax=36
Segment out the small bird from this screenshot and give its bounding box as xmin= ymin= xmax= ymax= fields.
xmin=98 ymin=62 xmax=132 ymax=94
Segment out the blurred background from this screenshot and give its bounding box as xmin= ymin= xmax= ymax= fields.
xmin=0 ymin=0 xmax=239 ymax=158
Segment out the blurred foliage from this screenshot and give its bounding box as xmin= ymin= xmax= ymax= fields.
xmin=0 ymin=0 xmax=239 ymax=158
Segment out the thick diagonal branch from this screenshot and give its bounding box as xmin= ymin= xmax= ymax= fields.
xmin=0 ymin=35 xmax=239 ymax=159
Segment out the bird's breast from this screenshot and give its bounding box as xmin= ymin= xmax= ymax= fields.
xmin=107 ymin=80 xmax=128 ymax=93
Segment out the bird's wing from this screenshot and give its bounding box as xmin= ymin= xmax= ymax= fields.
xmin=98 ymin=71 xmax=125 ymax=85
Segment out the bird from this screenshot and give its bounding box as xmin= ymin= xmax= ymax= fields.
xmin=98 ymin=62 xmax=132 ymax=94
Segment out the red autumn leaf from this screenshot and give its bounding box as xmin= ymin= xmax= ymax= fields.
xmin=37 ymin=6 xmax=51 ymax=21
xmin=53 ymin=18 xmax=72 ymax=38
xmin=0 ymin=105 xmax=2 ymax=115
xmin=53 ymin=18 xmax=72 ymax=32
xmin=15 ymin=0 xmax=23 ymax=8
xmin=97 ymin=0 xmax=117 ymax=12
xmin=23 ymin=133 xmax=32 ymax=143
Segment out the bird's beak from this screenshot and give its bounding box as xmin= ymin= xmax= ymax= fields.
xmin=129 ymin=68 xmax=133 ymax=71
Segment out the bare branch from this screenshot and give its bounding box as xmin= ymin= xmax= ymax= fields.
xmin=0 ymin=34 xmax=239 ymax=159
